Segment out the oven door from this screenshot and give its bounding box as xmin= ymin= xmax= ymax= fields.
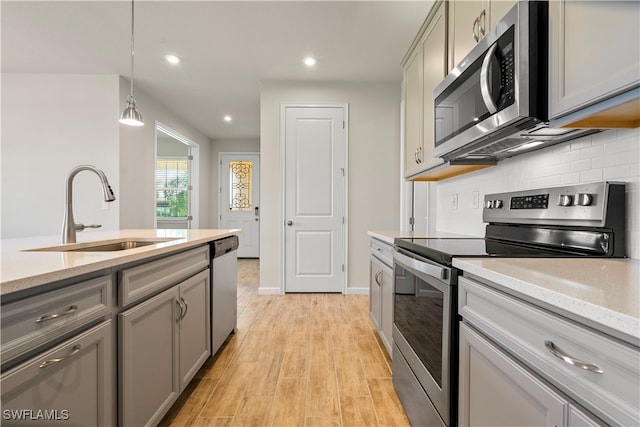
xmin=392 ymin=248 xmax=457 ymax=426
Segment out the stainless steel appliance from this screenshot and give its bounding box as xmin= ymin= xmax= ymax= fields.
xmin=392 ymin=181 xmax=626 ymax=427
xmin=210 ymin=236 xmax=239 ymax=355
xmin=433 ymin=1 xmax=595 ymax=162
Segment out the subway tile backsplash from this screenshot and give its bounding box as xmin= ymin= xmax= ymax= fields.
xmin=436 ymin=128 xmax=640 ymax=259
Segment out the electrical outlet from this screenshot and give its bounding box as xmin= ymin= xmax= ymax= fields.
xmin=451 ymin=193 xmax=458 ymax=210
xmin=102 ymin=201 xmax=110 ymax=211
xmin=472 ymin=190 xmax=479 ymax=209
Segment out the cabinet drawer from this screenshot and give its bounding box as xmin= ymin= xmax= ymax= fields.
xmin=119 ymin=245 xmax=209 ymax=307
xmin=370 ymin=238 xmax=393 ymax=267
xmin=459 ymin=276 xmax=640 ymax=426
xmin=1 ymin=320 xmax=114 ymax=426
xmin=1 ymin=275 xmax=112 ymax=364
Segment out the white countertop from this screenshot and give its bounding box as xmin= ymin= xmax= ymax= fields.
xmin=368 ymin=230 xmax=476 ymax=245
xmin=453 ymin=257 xmax=640 ymax=345
xmin=0 ymin=229 xmax=240 ymax=296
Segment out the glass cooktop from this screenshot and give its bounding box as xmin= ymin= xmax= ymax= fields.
xmin=394 ymin=237 xmax=589 ymax=266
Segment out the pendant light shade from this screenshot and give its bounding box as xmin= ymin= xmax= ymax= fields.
xmin=119 ymin=0 xmax=144 ymax=126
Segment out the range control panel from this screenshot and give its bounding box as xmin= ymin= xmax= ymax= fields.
xmin=482 ymin=181 xmax=624 ymax=226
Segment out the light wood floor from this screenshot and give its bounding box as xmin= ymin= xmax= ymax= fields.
xmin=159 ymin=259 xmax=410 ymax=427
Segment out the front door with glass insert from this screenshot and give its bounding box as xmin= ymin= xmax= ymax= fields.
xmin=219 ymin=153 xmax=260 ymax=258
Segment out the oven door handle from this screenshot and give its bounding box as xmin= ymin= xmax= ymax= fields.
xmin=394 ymin=251 xmax=449 ymax=281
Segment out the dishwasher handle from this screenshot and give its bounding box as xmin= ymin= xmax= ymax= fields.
xmin=212 ymin=236 xmax=239 ymax=258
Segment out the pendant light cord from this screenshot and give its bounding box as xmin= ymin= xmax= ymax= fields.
xmin=129 ymin=0 xmax=135 ymax=97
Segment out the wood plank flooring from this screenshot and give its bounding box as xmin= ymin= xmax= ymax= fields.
xmin=159 ymin=259 xmax=410 ymax=427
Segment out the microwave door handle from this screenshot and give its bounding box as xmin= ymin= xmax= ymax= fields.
xmin=480 ymin=43 xmax=499 ymax=114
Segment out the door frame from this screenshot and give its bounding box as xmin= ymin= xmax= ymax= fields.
xmin=154 ymin=121 xmax=200 ymax=229
xmin=279 ymin=103 xmax=349 ymax=294
xmin=217 ymin=151 xmax=260 ymax=258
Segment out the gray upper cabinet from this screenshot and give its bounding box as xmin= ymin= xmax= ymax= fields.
xmin=403 ymin=1 xmax=446 ymax=178
xmin=448 ymin=0 xmax=517 ymax=71
xmin=1 ymin=320 xmax=114 ymax=427
xmin=549 ymin=1 xmax=640 ymax=128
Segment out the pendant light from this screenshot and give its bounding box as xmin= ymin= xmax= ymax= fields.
xmin=119 ymin=0 xmax=144 ymax=126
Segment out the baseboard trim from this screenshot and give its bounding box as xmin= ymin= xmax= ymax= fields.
xmin=257 ymin=287 xmax=282 ymax=295
xmin=345 ymin=287 xmax=369 ymax=295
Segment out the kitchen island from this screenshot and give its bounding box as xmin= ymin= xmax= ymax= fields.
xmin=1 ymin=229 xmax=240 ymax=427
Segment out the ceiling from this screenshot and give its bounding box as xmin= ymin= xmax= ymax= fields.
xmin=1 ymin=1 xmax=433 ymax=140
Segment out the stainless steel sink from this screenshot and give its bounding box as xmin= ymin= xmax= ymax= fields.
xmin=25 ymin=238 xmax=181 ymax=252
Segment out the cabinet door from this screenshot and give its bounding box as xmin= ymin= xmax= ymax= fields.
xmin=549 ymin=1 xmax=640 ymax=119
xmin=379 ymin=261 xmax=394 ymax=357
xmin=178 ymin=269 xmax=211 ymax=390
xmin=459 ymin=323 xmax=566 ymax=427
xmin=369 ymin=257 xmax=382 ymax=330
xmin=489 ymin=0 xmax=516 ymax=30
xmin=404 ymin=45 xmax=424 ymax=177
xmin=421 ymin=1 xmax=446 ymax=171
xmin=1 ymin=321 xmax=114 ymax=427
xmin=120 ymin=287 xmax=180 ymax=427
xmin=449 ymin=0 xmax=487 ymax=70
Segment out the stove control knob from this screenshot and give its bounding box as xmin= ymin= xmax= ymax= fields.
xmin=494 ymin=199 xmax=504 ymax=209
xmin=484 ymin=200 xmax=493 ymax=209
xmin=558 ymin=194 xmax=573 ymax=207
xmin=575 ymin=193 xmax=593 ymax=206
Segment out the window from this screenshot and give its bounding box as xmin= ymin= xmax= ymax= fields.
xmin=156 ymin=157 xmax=189 ymax=218
xmin=229 ymin=160 xmax=253 ymax=211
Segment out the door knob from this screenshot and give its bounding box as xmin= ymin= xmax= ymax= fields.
xmin=286 ymin=221 xmax=293 ymax=226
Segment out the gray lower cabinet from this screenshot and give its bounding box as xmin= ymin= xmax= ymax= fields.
xmin=369 ymin=237 xmax=394 ymax=356
xmin=460 ymin=322 xmax=576 ymax=426
xmin=1 ymin=320 xmax=114 ymax=426
xmin=458 ymin=275 xmax=633 ymax=426
xmin=119 ymin=268 xmax=210 ymax=427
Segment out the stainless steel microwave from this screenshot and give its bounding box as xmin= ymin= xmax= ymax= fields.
xmin=433 ymin=1 xmax=594 ymax=161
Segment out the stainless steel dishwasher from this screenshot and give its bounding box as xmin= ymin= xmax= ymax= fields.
xmin=210 ymin=236 xmax=239 ymax=355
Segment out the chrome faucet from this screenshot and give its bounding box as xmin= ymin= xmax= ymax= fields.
xmin=62 ymin=165 xmax=116 ymax=243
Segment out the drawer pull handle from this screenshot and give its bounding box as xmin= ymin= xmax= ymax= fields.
xmin=39 ymin=345 xmax=81 ymax=368
xmin=544 ymin=341 xmax=603 ymax=374
xmin=35 ymin=305 xmax=78 ymax=323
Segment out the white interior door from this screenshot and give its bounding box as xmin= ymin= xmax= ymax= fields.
xmin=219 ymin=153 xmax=260 ymax=258
xmin=284 ymin=106 xmax=346 ymax=293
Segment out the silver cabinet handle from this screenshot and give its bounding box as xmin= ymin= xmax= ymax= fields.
xmin=36 ymin=305 xmax=78 ymax=323
xmin=480 ymin=42 xmax=499 ymax=114
xmin=39 ymin=345 xmax=81 ymax=368
xmin=414 ymin=147 xmax=419 ymax=164
xmin=286 ymin=220 xmax=293 ymax=226
xmin=479 ymin=9 xmax=486 ymax=37
xmin=176 ymin=299 xmax=183 ymax=321
xmin=416 ymin=146 xmax=422 ymax=164
xmin=180 ymin=297 xmax=188 ymax=321
xmin=472 ymin=16 xmax=480 ymax=42
xmin=374 ymin=270 xmax=382 ymax=286
xmin=544 ymin=341 xmax=604 ymax=374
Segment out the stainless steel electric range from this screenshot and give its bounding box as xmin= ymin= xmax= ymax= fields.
xmin=392 ymin=181 xmax=626 ymax=427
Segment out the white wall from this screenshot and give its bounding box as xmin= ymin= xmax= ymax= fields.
xmin=118 ymin=76 xmax=213 ymax=229
xmin=431 ymin=129 xmax=640 ymax=259
xmin=260 ymin=81 xmax=401 ymax=294
xmin=209 ymin=138 xmax=260 ymax=229
xmin=1 ymin=74 xmax=120 ymax=239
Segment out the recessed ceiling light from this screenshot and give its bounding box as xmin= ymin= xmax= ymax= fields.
xmin=165 ymin=54 xmax=180 ymax=64
xmin=303 ymin=56 xmax=316 ymax=67
xmin=224 ymin=115 xmax=232 ymax=122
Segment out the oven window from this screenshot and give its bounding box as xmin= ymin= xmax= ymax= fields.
xmin=394 ymin=265 xmax=444 ymax=387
